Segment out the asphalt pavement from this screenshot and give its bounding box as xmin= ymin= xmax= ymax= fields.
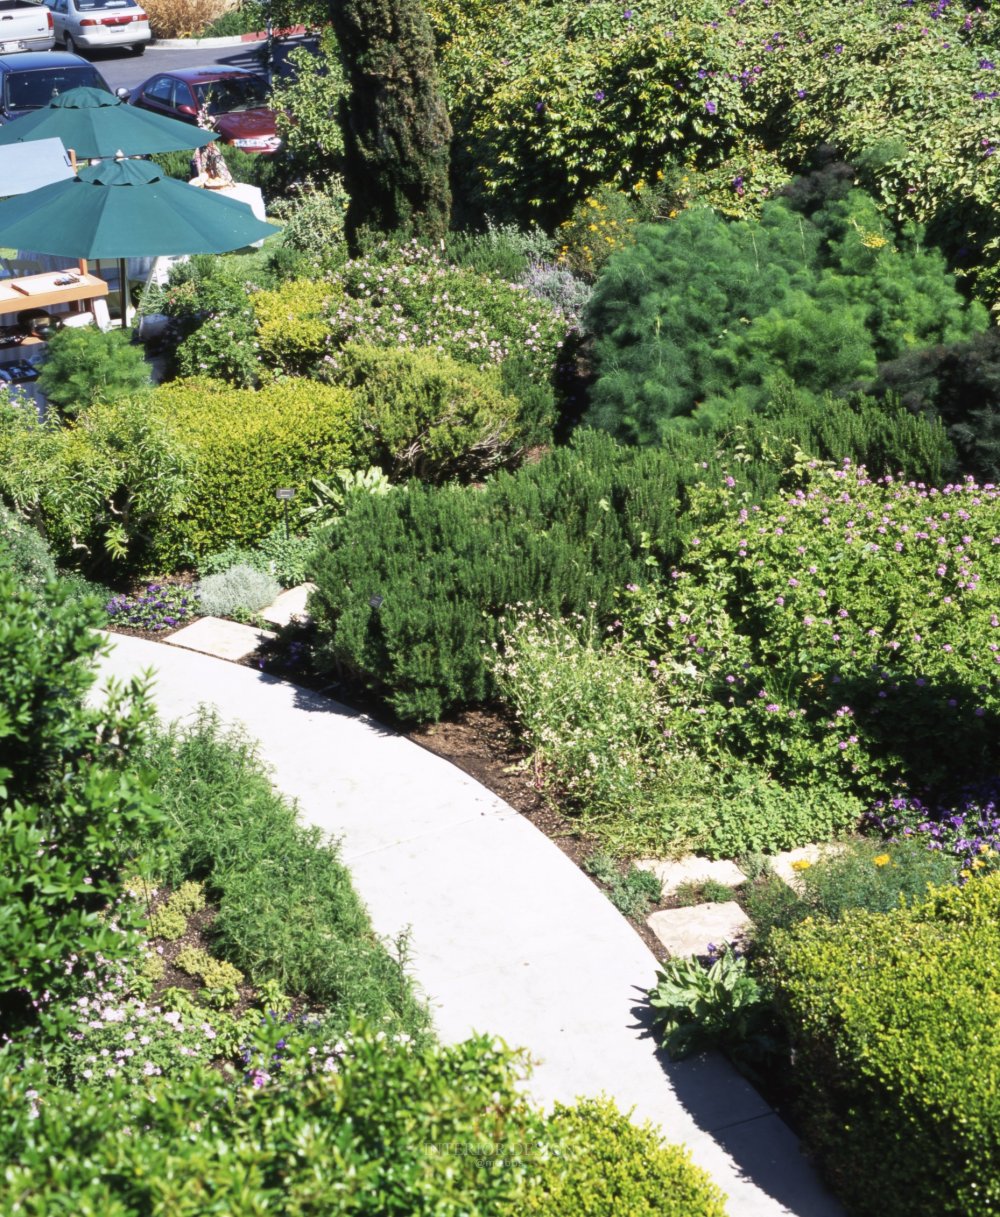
xmin=80 ymin=34 xmax=316 ymax=95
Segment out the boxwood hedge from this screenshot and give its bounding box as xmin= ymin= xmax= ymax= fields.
xmin=765 ymin=873 xmax=1000 ymax=1217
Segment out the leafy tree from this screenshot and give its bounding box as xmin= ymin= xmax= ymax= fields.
xmin=37 ymin=327 xmax=152 ymax=417
xmin=329 ymin=0 xmax=452 ymax=244
xmin=269 ymin=33 xmax=347 ymax=188
xmin=0 ymin=570 xmax=157 ymax=1035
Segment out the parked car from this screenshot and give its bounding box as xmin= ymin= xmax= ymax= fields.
xmin=0 ymin=49 xmax=110 ymax=122
xmin=129 ymin=66 xmax=281 ymax=154
xmin=48 ymin=0 xmax=149 ymax=57
xmin=0 ymin=0 xmax=54 ymax=54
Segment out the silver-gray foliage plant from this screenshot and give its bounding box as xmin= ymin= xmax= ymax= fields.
xmin=195 ymin=564 xmax=281 ymax=618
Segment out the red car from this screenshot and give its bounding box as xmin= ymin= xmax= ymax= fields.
xmin=128 ymin=65 xmax=280 ymax=154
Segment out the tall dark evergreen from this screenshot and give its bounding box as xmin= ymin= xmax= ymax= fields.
xmin=330 ymin=0 xmax=452 ymax=245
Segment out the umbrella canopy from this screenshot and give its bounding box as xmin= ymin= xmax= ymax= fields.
xmin=0 ymin=87 xmax=215 ymax=160
xmin=0 ymin=154 xmax=275 ymax=258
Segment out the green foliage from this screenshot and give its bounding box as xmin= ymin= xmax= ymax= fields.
xmin=271 ymin=180 xmax=350 ymax=267
xmin=764 ymin=873 xmax=1000 ymax=1217
xmin=441 ymin=0 xmax=1000 ymax=303
xmin=175 ymin=308 xmax=259 ymax=387
xmin=0 ymin=395 xmax=188 ymax=573
xmin=444 ymin=220 xmax=556 ymax=281
xmin=133 ymin=713 xmax=428 ymax=1037
xmin=331 ymin=344 xmax=523 ymax=482
xmin=873 ymin=328 xmax=1000 ymax=484
xmin=0 ymin=573 xmax=158 ymax=1036
xmin=0 ymin=503 xmax=56 ymax=588
xmin=329 ymin=241 xmax=567 ymax=388
xmin=442 ymin=0 xmax=765 ymax=226
xmin=493 ymin=604 xmax=862 ymax=855
xmin=310 ymin=430 xmax=697 ymax=721
xmin=195 ymin=564 xmax=281 ymax=618
xmin=147 ymin=903 xmax=187 ymax=941
xmin=148 ymin=377 xmax=357 ymax=564
xmin=330 ymin=0 xmax=452 ymax=244
xmin=625 ymin=463 xmax=1000 ymax=807
xmin=168 ymin=880 xmax=206 ymax=917
xmin=0 ymin=1030 xmax=535 ymax=1213
xmin=300 ymin=464 xmax=392 ymax=530
xmin=37 ymin=328 xmax=152 ymax=416
xmin=648 ymin=947 xmax=775 ymax=1067
xmin=746 ymin=838 xmax=959 ymax=948
xmin=250 ymin=277 xmax=341 ymax=375
xmin=174 ymin=946 xmax=243 ymax=1008
xmin=522 ymin=1098 xmax=729 ymax=1217
xmin=269 ymin=35 xmax=347 ymax=189
xmin=583 ymin=851 xmax=662 ymax=919
xmin=556 ymin=185 xmax=647 ymax=279
xmin=105 ymin=583 xmax=199 ymax=633
xmin=584 ymin=192 xmax=987 ymax=444
xmin=197 ymin=526 xmax=318 ymax=588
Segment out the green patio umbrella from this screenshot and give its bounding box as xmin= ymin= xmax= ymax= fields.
xmin=0 ymin=87 xmax=215 ymax=161
xmin=0 ymin=154 xmax=276 ymax=326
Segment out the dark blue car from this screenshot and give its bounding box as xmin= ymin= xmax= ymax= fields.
xmin=0 ymin=50 xmax=111 ymax=123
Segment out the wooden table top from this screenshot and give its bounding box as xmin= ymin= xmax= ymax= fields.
xmin=0 ymin=271 xmax=109 ymax=317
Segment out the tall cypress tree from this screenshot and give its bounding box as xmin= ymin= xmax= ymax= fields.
xmin=330 ymin=0 xmax=451 ymax=245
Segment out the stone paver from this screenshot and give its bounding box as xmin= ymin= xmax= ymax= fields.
xmin=647 ymin=902 xmax=752 ymax=958
xmin=637 ymin=854 xmax=747 ymax=895
xmin=769 ymin=843 xmax=846 ymax=891
xmin=260 ymin=582 xmax=315 ymax=628
xmin=93 ymin=633 xmax=845 ymax=1217
xmin=163 ymin=616 xmax=275 ymax=661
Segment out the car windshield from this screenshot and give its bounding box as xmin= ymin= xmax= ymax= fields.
xmin=5 ymin=67 xmax=107 ymax=111
xmin=192 ymin=77 xmax=268 ymax=115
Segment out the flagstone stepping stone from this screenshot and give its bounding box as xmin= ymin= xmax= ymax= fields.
xmin=636 ymin=855 xmax=747 ymax=895
xmin=163 ymin=616 xmax=275 ymax=662
xmin=768 ymin=843 xmax=846 ymax=891
xmin=647 ymin=902 xmax=751 ymax=959
xmin=260 ymin=582 xmax=315 ymax=628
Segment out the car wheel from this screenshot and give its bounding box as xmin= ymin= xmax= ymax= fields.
xmin=65 ymin=34 xmax=82 ymax=56
xmin=129 ymin=41 xmax=145 ymax=55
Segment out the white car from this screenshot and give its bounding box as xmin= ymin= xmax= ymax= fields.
xmin=49 ymin=0 xmax=149 ymax=56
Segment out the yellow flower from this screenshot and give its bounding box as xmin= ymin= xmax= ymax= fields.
xmin=960 ymin=868 xmax=972 ymax=880
xmin=790 ymin=859 xmax=812 ymax=872
xmin=588 ymin=223 xmax=598 ymax=231
xmin=873 ymin=854 xmax=890 ymax=868
xmin=971 ymin=859 xmax=985 ymax=870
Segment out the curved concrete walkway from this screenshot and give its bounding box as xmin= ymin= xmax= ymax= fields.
xmin=95 ymin=632 xmax=843 ymax=1217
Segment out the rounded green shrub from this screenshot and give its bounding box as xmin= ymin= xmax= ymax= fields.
xmin=196 ymin=564 xmax=281 ymax=618
xmin=0 ymin=503 xmax=56 ymax=588
xmin=331 ymin=344 xmax=522 ymax=482
xmin=524 ymin=1098 xmax=728 ymax=1216
xmin=251 ymin=278 xmax=342 ymax=376
xmin=765 ymin=873 xmax=1000 ymax=1217
xmin=37 ymin=327 xmax=152 ymax=416
xmin=149 ymin=377 xmax=357 ymax=564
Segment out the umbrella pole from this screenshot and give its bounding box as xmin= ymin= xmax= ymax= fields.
xmin=119 ymin=257 xmax=127 ymax=331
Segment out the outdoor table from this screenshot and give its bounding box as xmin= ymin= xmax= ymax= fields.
xmin=0 ymin=269 xmax=109 ymax=320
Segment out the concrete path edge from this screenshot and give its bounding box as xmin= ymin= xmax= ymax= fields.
xmin=92 ymin=632 xmax=845 ymax=1217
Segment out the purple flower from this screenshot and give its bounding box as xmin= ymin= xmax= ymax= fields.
xmin=704 ymin=99 xmax=718 ymax=114
xmin=594 ymin=89 xmax=606 ymax=102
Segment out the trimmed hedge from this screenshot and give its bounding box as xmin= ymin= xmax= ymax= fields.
xmin=765 ymin=874 xmax=1000 ymax=1217
xmin=150 ymin=377 xmax=357 ymax=564
xmin=524 ymin=1098 xmax=728 ymax=1216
